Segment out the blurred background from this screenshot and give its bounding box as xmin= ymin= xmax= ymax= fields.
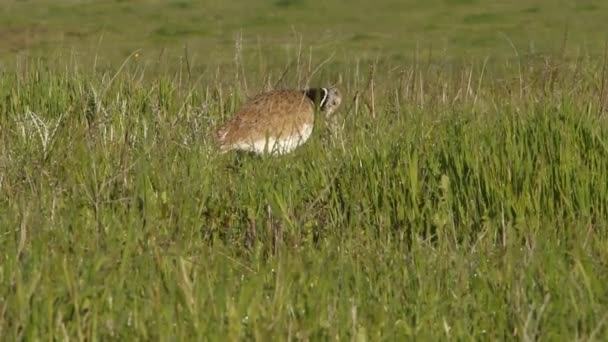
xmin=1 ymin=0 xmax=607 ymax=67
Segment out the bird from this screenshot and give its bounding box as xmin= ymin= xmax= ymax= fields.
xmin=214 ymin=87 xmax=342 ymax=155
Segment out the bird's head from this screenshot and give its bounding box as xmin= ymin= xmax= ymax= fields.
xmin=305 ymin=87 xmax=342 ymax=117
xmin=320 ymin=87 xmax=342 ymax=117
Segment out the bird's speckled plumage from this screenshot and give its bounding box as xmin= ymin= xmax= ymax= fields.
xmin=215 ymin=87 xmax=342 ymax=155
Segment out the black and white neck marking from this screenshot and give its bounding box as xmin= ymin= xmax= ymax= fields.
xmin=320 ymin=87 xmax=329 ymax=109
xmin=304 ymin=88 xmax=329 ymax=110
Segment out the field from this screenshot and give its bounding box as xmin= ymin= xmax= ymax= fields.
xmin=1 ymin=0 xmax=608 ymax=340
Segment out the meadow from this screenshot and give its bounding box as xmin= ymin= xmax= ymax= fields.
xmin=1 ymin=0 xmax=608 ymax=340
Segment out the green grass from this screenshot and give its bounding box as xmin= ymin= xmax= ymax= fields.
xmin=1 ymin=0 xmax=608 ymax=340
xmin=2 ymin=0 xmax=608 ymax=65
xmin=1 ymin=52 xmax=608 ymax=340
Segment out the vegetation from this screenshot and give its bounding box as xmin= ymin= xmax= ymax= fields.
xmin=1 ymin=0 xmax=608 ymax=340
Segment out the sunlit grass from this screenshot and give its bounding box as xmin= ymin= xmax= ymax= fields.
xmin=2 ymin=0 xmax=608 ymax=65
xmin=1 ymin=49 xmax=607 ymax=340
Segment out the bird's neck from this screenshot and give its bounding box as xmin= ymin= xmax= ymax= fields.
xmin=304 ymin=88 xmax=328 ymax=108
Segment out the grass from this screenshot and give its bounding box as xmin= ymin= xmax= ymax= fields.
xmin=2 ymin=0 xmax=608 ymax=65
xmin=1 ymin=0 xmax=608 ymax=340
xmin=1 ymin=51 xmax=608 ymax=340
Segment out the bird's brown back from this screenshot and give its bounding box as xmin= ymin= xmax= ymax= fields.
xmin=216 ymin=90 xmax=315 ymax=146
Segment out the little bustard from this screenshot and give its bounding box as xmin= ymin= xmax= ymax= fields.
xmin=215 ymin=87 xmax=342 ymax=155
